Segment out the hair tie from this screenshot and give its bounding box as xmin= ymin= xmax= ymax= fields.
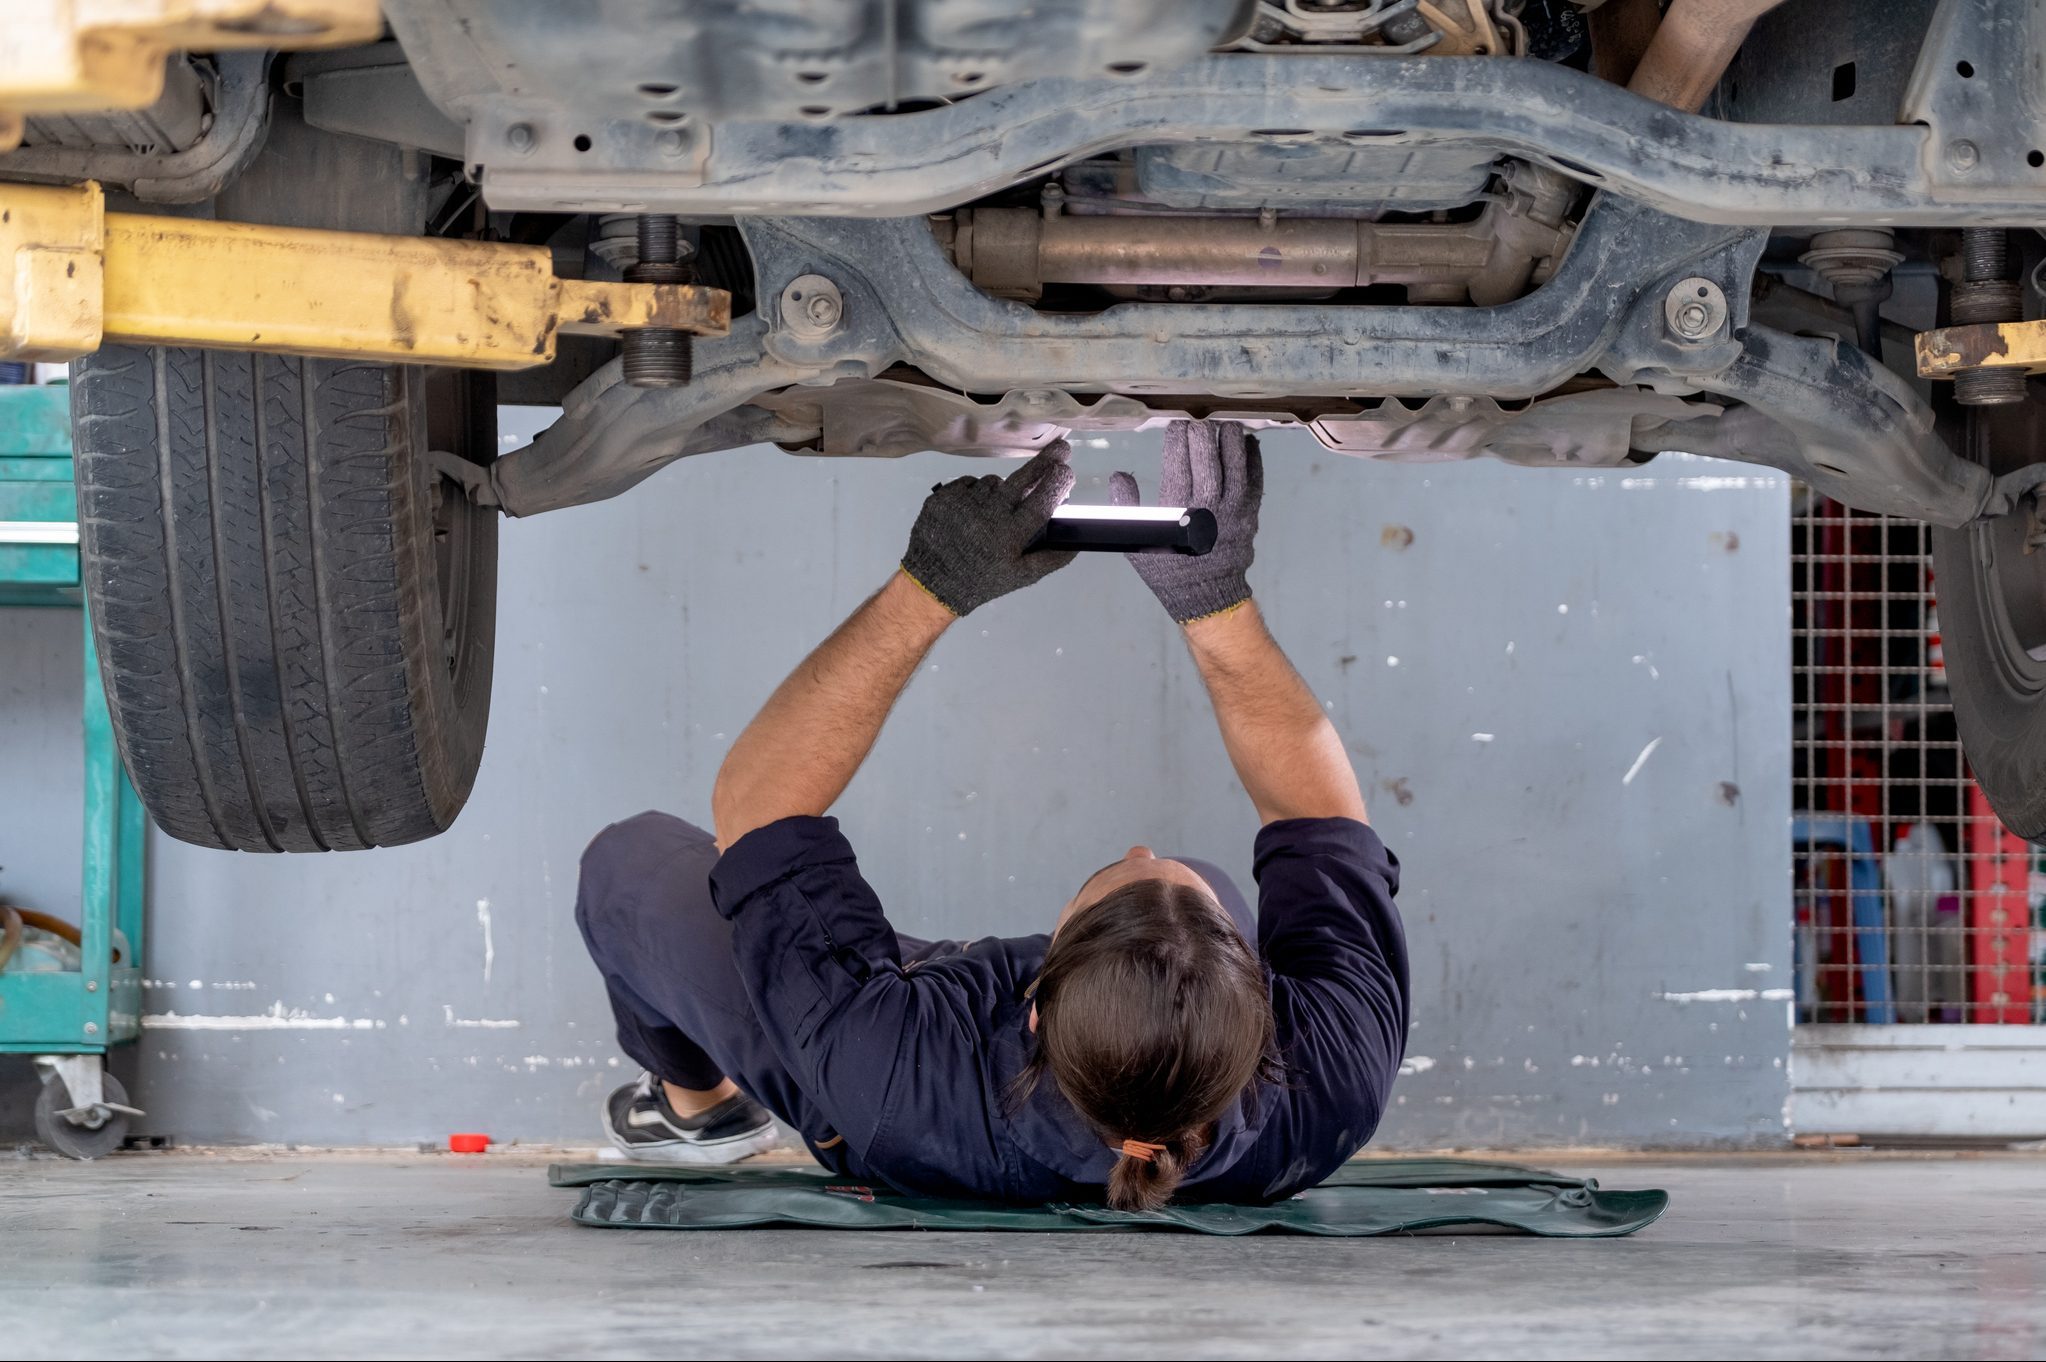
xmin=1118 ymin=1139 xmax=1167 ymax=1163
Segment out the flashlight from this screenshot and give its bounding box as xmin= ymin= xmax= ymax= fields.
xmin=1029 ymin=504 xmax=1218 ymax=555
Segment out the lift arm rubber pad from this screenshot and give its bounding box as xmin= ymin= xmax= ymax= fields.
xmin=550 ymin=1157 xmax=1669 ymax=1236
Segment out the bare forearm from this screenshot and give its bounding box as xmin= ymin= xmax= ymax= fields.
xmin=713 ymin=571 xmax=953 ymax=849
xmin=1183 ymin=603 xmax=1369 ymax=826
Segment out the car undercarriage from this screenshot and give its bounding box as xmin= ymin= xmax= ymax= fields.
xmin=364 ymin=0 xmax=2046 ymax=530
xmin=9 ymin=0 xmax=2046 ymax=848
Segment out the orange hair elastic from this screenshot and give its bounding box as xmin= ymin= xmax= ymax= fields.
xmin=1119 ymin=1139 xmax=1167 ymax=1163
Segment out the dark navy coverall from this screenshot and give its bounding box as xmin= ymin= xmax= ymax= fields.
xmin=575 ymin=811 xmax=1409 ymax=1204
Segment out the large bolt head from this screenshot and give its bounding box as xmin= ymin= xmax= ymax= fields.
xmin=780 ymin=274 xmax=846 ymax=340
xmin=1664 ymin=276 xmax=1729 ymax=341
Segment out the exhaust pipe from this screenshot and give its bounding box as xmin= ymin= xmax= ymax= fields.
xmin=949 ymin=182 xmax=1574 ymax=307
xmin=1627 ymin=0 xmax=1788 ymax=113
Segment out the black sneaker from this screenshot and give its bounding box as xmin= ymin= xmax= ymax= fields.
xmin=599 ymin=1072 xmax=781 ymax=1165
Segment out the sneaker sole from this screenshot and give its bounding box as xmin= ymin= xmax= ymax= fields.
xmin=599 ymin=1117 xmax=783 ymax=1167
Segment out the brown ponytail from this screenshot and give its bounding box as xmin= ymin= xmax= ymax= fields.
xmin=1108 ymin=1128 xmax=1211 ymax=1213
xmin=1019 ymin=878 xmax=1278 ymax=1212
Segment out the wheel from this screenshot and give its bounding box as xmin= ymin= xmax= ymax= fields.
xmin=70 ymin=350 xmax=498 ymax=851
xmin=1933 ymin=397 xmax=2046 ymax=839
xmin=34 ymin=1071 xmax=130 ymax=1160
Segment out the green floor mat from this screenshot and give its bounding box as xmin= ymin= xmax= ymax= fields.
xmin=550 ymin=1158 xmax=1668 ymax=1236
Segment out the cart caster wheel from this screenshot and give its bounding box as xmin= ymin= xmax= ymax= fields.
xmin=34 ymin=1071 xmax=130 ymax=1160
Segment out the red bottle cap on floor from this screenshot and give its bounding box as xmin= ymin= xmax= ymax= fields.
xmin=448 ymin=1133 xmax=491 ymax=1154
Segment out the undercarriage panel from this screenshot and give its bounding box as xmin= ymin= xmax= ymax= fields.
xmin=3 ymin=0 xmax=2043 ymax=534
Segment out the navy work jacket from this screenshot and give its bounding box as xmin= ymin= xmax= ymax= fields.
xmin=708 ymin=814 xmax=1409 ymax=1203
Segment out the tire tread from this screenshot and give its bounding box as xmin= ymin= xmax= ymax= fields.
xmin=70 ymin=346 xmax=494 ymax=852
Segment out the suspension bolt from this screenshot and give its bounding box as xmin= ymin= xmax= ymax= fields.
xmin=506 ymin=123 xmax=536 ymax=155
xmin=1663 ymin=277 xmax=1728 ymax=341
xmin=780 ymin=274 xmax=846 ymax=341
xmin=1954 ymin=227 xmax=2026 ymax=406
xmin=1946 ymin=139 xmax=1980 ymax=175
xmin=622 ymin=214 xmax=694 ymax=389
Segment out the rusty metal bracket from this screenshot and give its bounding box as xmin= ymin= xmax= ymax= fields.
xmin=0 ymin=51 xmax=272 ymax=204
xmin=1 ymin=181 xmax=730 ymax=370
xmin=0 ymin=1 xmax=383 ymax=151
xmin=1916 ymin=317 xmax=2046 ymax=382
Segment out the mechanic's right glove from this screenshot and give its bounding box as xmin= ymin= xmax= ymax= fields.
xmin=1109 ymin=420 xmax=1262 ymax=624
xmin=900 ymin=444 xmax=1078 ymax=616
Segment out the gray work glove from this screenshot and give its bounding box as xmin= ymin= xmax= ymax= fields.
xmin=900 ymin=444 xmax=1078 ymax=616
xmin=1109 ymin=421 xmax=1263 ymax=624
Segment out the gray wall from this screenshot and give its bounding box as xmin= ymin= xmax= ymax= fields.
xmin=2 ymin=412 xmax=1791 ymax=1148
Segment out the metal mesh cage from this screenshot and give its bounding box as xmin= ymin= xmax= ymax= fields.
xmin=1792 ymin=487 xmax=2040 ymax=1024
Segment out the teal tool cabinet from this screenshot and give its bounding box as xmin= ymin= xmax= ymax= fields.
xmin=0 ymin=382 xmax=149 ymax=1157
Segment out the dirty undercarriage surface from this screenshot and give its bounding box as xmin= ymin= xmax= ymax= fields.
xmin=479 ymin=193 xmax=1998 ymax=530
xmin=32 ymin=0 xmax=2037 ymax=529
xmin=357 ymin=0 xmax=2033 ymax=531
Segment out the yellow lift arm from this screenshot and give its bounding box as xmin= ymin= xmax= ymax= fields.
xmin=1917 ymin=319 xmax=2046 ymax=383
xmin=0 ymin=182 xmax=730 ymax=370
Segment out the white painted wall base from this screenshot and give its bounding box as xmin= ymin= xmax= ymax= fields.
xmin=1792 ymin=1024 xmax=2046 ymax=1138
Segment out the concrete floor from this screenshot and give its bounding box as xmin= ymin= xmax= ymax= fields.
xmin=2 ymin=1150 xmax=2042 ymax=1360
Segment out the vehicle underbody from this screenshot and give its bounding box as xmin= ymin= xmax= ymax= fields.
xmin=10 ymin=0 xmax=2046 ymax=848
xmin=394 ymin=0 xmax=2045 ymax=529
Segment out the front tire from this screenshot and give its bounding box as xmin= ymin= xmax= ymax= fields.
xmin=1933 ymin=398 xmax=2046 ymax=839
xmin=71 ymin=347 xmax=497 ymax=852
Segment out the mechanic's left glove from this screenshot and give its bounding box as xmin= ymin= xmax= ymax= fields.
xmin=900 ymin=443 xmax=1078 ymax=616
xmin=1110 ymin=420 xmax=1261 ymax=624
